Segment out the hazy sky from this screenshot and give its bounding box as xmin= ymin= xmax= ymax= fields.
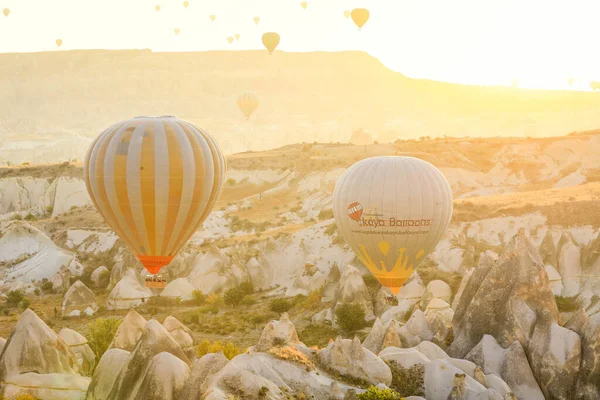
xmin=1 ymin=0 xmax=599 ymax=90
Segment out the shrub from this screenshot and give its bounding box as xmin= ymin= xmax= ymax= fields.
xmin=357 ymin=386 xmax=403 ymax=400
xmin=86 ymin=318 xmax=122 ymax=360
xmin=317 ymin=209 xmax=334 ymax=220
xmin=388 ymin=362 xmax=425 ymax=397
xmin=206 ymin=294 xmax=224 ymax=307
xmin=192 ymin=290 xmax=206 ymax=305
xmin=258 ymin=386 xmax=269 ymax=397
xmin=24 ymin=212 xmax=36 ymax=221
xmin=298 ymin=324 xmax=340 ymax=349
xmin=241 ymin=296 xmax=257 ymax=306
xmin=324 ymin=224 xmax=337 ymax=236
xmin=15 ymin=395 xmax=41 ymax=400
xmin=227 ymin=178 xmax=236 ymax=186
xmin=19 ymin=298 xmax=30 ymax=310
xmin=335 ymin=303 xmax=366 ymax=332
xmin=224 ymin=287 xmax=246 ymax=308
xmin=555 ymin=295 xmax=580 ymax=312
xmin=196 ymin=340 xmax=242 ymax=360
xmin=5 ymin=290 xmax=25 ymax=308
xmin=269 ymin=298 xmax=292 ymax=313
xmin=238 ymin=281 xmax=254 ymax=295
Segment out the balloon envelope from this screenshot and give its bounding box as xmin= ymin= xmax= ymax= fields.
xmin=84 ymin=116 xmax=226 ymax=275
xmin=174 ymin=28 xmax=180 ymax=35
xmin=56 ymin=39 xmax=63 ymax=47
xmin=183 ymin=1 xmax=189 ymax=8
xmin=351 ymin=8 xmax=370 ymax=29
xmin=237 ymin=92 xmax=259 ymax=119
xmin=155 ymin=5 xmax=160 ymax=11
xmin=235 ymin=33 xmax=240 ymax=40
xmin=262 ymin=32 xmax=280 ymax=55
xmin=3 ymin=8 xmax=9 ymax=17
xmin=210 ymin=15 xmax=216 ymax=21
xmin=344 ymin=10 xmax=351 ymax=18
xmin=254 ymin=16 xmax=260 ymax=24
xmin=301 ymin=2 xmax=308 ymax=9
xmin=227 ymin=36 xmax=234 ymax=44
xmin=333 ymin=157 xmax=453 ymax=294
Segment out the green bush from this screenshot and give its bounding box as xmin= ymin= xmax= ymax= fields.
xmin=227 ymin=178 xmax=236 ymax=186
xmin=192 ymin=290 xmax=206 ymax=305
xmin=19 ymin=298 xmax=30 ymax=310
xmin=196 ymin=340 xmax=242 ymax=360
xmin=555 ymin=295 xmax=580 ymax=312
xmin=357 ymin=386 xmax=403 ymax=400
xmin=388 ymin=362 xmax=425 ymax=397
xmin=86 ymin=318 xmax=122 ymax=360
xmin=238 ymin=281 xmax=254 ymax=295
xmin=335 ymin=303 xmax=366 ymax=332
xmin=224 ymin=287 xmax=246 ymax=307
xmin=5 ymin=290 xmax=25 ymax=308
xmin=298 ymin=324 xmax=340 ymax=348
xmin=269 ymin=298 xmax=293 ymax=313
xmin=41 ymin=281 xmax=53 ymax=292
xmin=317 ymin=209 xmax=334 ymax=220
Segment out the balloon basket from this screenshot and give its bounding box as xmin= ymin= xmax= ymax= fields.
xmin=145 ymin=275 xmax=166 ymax=289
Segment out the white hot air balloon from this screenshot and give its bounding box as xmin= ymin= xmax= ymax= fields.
xmin=333 ymin=156 xmax=453 ymax=294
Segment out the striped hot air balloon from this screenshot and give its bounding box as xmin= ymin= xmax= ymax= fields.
xmin=237 ymin=92 xmax=259 ymax=119
xmin=84 ymin=116 xmax=226 ymax=282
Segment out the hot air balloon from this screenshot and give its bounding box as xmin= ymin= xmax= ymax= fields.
xmin=155 ymin=5 xmax=161 ymax=11
xmin=84 ymin=116 xmax=226 ymax=288
xmin=3 ymin=8 xmax=9 ymax=17
xmin=262 ymin=32 xmax=280 ymax=55
xmin=301 ymin=1 xmax=308 ymax=9
xmin=351 ymin=8 xmax=370 ymax=29
xmin=237 ymin=92 xmax=259 ymax=120
xmin=174 ymin=28 xmax=180 ymax=35
xmin=210 ymin=15 xmax=216 ymax=22
xmin=568 ymin=77 xmax=575 ymax=87
xmin=254 ymin=16 xmax=260 ymax=24
xmin=183 ymin=1 xmax=189 ymax=8
xmin=227 ymin=36 xmax=234 ymax=44
xmin=56 ymin=39 xmax=63 ymax=48
xmin=235 ymin=33 xmax=240 ymax=40
xmin=333 ymin=157 xmax=453 ymax=294
xmin=344 ymin=10 xmax=351 ymax=19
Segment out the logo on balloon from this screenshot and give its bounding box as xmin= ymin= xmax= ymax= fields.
xmin=348 ymin=202 xmax=363 ymax=222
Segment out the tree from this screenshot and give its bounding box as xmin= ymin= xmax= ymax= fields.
xmin=335 ymin=303 xmax=366 ymax=332
xmin=192 ymin=290 xmax=206 ymax=305
xmin=5 ymin=290 xmax=24 ymax=308
xmin=224 ymin=287 xmax=245 ymax=308
xmin=357 ymin=386 xmax=402 ymax=400
xmin=86 ymin=318 xmax=122 ymax=360
xmin=269 ymin=298 xmax=292 ymax=313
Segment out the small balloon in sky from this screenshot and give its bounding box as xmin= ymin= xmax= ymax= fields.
xmin=351 ymin=8 xmax=370 ymax=29
xmin=227 ymin=36 xmax=234 ymax=44
xmin=56 ymin=39 xmax=63 ymax=47
xmin=262 ymin=32 xmax=280 ymax=55
xmin=301 ymin=2 xmax=308 ymax=10
xmin=235 ymin=33 xmax=240 ymax=40
xmin=210 ymin=15 xmax=216 ymax=22
xmin=183 ymin=1 xmax=189 ymax=8
xmin=238 ymin=91 xmax=259 ymax=120
xmin=174 ymin=28 xmax=180 ymax=35
xmin=568 ymin=77 xmax=575 ymax=87
xmin=254 ymin=16 xmax=260 ymax=25
xmin=2 ymin=8 xmax=9 ymax=17
xmin=344 ymin=10 xmax=351 ymax=19
xmin=155 ymin=5 xmax=160 ymax=12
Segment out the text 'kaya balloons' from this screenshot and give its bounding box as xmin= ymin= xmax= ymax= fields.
xmin=333 ymin=157 xmax=453 ymax=294
xmin=84 ymin=116 xmax=226 ymax=276
xmin=237 ymin=92 xmax=259 ymax=119
xmin=262 ymin=32 xmax=280 ymax=55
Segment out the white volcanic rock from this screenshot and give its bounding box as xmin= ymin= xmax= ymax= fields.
xmin=379 ymin=346 xmax=431 ymax=369
xmin=90 ymin=266 xmax=109 ymax=288
xmin=332 ymin=265 xmax=375 ymax=324
xmin=424 ymin=359 xmax=489 ymax=400
xmin=362 ymin=318 xmax=402 ymax=354
xmin=162 ymin=316 xmax=196 ymax=362
xmin=58 ymin=328 xmax=96 ymax=377
xmin=86 ymin=348 xmax=130 ymax=400
xmin=109 ymin=309 xmax=147 ymax=352
xmin=558 ymin=240 xmax=582 ymax=297
xmin=128 ymin=352 xmax=190 ymax=400
xmin=424 ymin=298 xmax=454 ymax=328
xmin=576 ymin=313 xmax=600 ymax=399
xmin=62 ymin=280 xmax=98 ymax=317
xmin=452 ymin=268 xmax=473 ymax=310
xmin=420 ymin=280 xmax=452 ymax=309
xmin=0 ymin=177 xmax=52 ymax=215
xmin=380 ymin=300 xmax=417 ymax=325
xmin=106 ymin=269 xmax=152 ymax=310
xmin=160 ymin=278 xmax=195 ymax=301
xmin=255 ymin=312 xmax=302 ymax=352
xmin=398 ymin=310 xmax=434 ymax=347
xmin=545 ymin=264 xmax=563 ymax=296
xmin=51 ymin=265 xmax=71 ymax=293
xmin=0 ymin=309 xmax=89 ymax=399
xmin=0 ymin=220 xmax=75 ymax=282
xmin=66 ymin=230 xmax=118 ymax=254
xmin=110 ymin=250 xmax=141 ymax=288
xmin=49 ymin=177 xmax=91 ymax=217
xmin=179 ymin=352 xmax=229 ymax=400
xmin=317 ymin=336 xmax=392 ymax=386
xmin=188 ymin=250 xmax=248 ymax=294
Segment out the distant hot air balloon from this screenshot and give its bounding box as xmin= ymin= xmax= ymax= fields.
xmin=183 ymin=1 xmax=189 ymax=8
xmin=262 ymin=32 xmax=280 ymax=55
xmin=3 ymin=8 xmax=9 ymax=17
xmin=174 ymin=28 xmax=180 ymax=35
xmin=351 ymin=8 xmax=370 ymax=29
xmin=210 ymin=15 xmax=216 ymax=22
xmin=568 ymin=77 xmax=575 ymax=87
xmin=254 ymin=16 xmax=260 ymax=25
xmin=84 ymin=116 xmax=226 ymax=286
xmin=237 ymin=92 xmax=259 ymax=120
xmin=227 ymin=36 xmax=234 ymax=44
xmin=301 ymin=1 xmax=308 ymax=9
xmin=333 ymin=157 xmax=453 ymax=294
xmin=155 ymin=5 xmax=161 ymax=11
xmin=56 ymin=39 xmax=63 ymax=48
xmin=344 ymin=10 xmax=351 ymax=19
xmin=591 ymin=81 xmax=600 ymax=91
xmin=235 ymin=33 xmax=240 ymax=40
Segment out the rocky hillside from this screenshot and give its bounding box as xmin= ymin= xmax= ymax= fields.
xmin=3 ymin=49 xmax=600 ymax=162
xmin=1 ymin=135 xmax=600 ymax=398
